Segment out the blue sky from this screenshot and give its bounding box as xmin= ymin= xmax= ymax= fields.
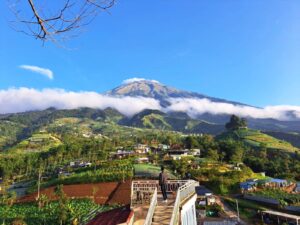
xmin=0 ymin=0 xmax=300 ymax=107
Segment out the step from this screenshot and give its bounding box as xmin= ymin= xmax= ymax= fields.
xmin=153 ymin=215 xmax=172 ymax=222
xmin=153 ymin=210 xmax=173 ymax=215
xmin=152 ymin=222 xmax=170 ymax=225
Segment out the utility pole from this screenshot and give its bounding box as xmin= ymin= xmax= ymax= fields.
xmin=236 ymin=199 xmax=240 ymax=223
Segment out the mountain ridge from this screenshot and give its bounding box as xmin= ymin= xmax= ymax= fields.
xmin=107 ymin=79 xmax=250 ymax=107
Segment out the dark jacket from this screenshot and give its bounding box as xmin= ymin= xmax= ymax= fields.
xmin=159 ymin=172 xmax=167 ymax=185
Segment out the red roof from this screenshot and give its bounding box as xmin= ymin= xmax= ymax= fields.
xmin=87 ymin=205 xmax=132 ymax=225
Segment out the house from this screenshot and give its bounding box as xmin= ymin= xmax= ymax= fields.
xmin=158 ymin=144 xmax=170 ymax=150
xmin=134 ymin=144 xmax=150 ymax=154
xmin=69 ymin=160 xmax=92 ymax=168
xmin=258 ymin=178 xmax=288 ymax=188
xmin=168 ymin=149 xmax=190 ymax=160
xmin=240 ymin=181 xmax=257 ymax=193
xmin=135 ymin=157 xmax=149 ymax=164
xmin=111 ymin=150 xmax=135 ymax=159
xmin=196 ymin=186 xmax=215 ymax=206
xmin=191 ymin=149 xmax=201 ymax=157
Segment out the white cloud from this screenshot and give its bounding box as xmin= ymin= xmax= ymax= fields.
xmin=165 ymin=98 xmax=300 ymax=121
xmin=0 ymin=88 xmax=299 ymax=121
xmin=122 ymin=77 xmax=160 ymax=84
xmin=19 ymin=65 xmax=54 ymax=80
xmin=0 ymin=88 xmax=161 ymax=116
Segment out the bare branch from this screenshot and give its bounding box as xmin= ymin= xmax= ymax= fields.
xmin=7 ymin=0 xmax=116 ymax=44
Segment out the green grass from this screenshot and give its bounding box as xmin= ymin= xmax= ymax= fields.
xmin=223 ymin=197 xmax=266 ymax=222
xmin=10 ymin=132 xmax=62 ymax=152
xmin=142 ymin=113 xmax=172 ymax=129
xmin=220 ymin=129 xmax=298 ymax=152
xmin=250 ymin=188 xmax=300 ymax=205
xmin=134 ymin=163 xmax=177 ymax=179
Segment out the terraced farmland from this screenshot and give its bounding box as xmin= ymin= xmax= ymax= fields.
xmin=219 ymin=129 xmax=299 ymax=152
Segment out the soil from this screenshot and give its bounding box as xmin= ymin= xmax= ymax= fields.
xmin=86 ymin=205 xmax=132 ymax=225
xmin=18 ymin=180 xmax=131 ymax=205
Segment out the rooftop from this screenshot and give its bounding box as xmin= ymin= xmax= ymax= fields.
xmin=87 ymin=206 xmax=132 ymax=225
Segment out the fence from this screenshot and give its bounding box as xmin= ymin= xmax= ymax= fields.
xmin=169 ymin=180 xmax=199 ymax=225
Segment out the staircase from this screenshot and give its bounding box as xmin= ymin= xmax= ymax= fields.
xmin=151 ymin=194 xmax=175 ymax=225
xmin=131 ymin=180 xmax=199 ymax=225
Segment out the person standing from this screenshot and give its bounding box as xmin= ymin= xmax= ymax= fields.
xmin=159 ymin=166 xmax=168 ymax=202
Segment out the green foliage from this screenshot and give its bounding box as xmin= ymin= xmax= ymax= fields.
xmin=33 ymin=161 xmax=134 ymax=190
xmin=1 ymin=107 xmax=299 ymax=187
xmin=134 ymin=163 xmax=177 ymax=179
xmin=218 ymin=128 xmax=298 ymax=153
xmin=192 ymin=164 xmax=258 ymax=194
xmin=223 ymin=197 xmax=266 ymax=221
xmin=206 ymin=149 xmax=219 ymax=161
xmin=184 ymin=136 xmax=199 ymax=149
xmin=250 ymin=188 xmax=300 ymax=206
xmin=225 ymin=115 xmax=247 ymax=131
xmin=0 ymin=199 xmax=113 ymax=225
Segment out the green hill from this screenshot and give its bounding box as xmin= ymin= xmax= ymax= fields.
xmin=218 ymin=128 xmax=299 ymax=152
xmin=121 ymin=109 xmax=224 ymax=134
xmin=263 ymin=131 xmax=300 ymax=148
xmin=10 ymin=132 xmax=62 ymax=153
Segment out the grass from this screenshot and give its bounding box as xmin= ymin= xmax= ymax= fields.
xmin=10 ymin=132 xmax=62 ymax=152
xmin=221 ymin=129 xmax=299 ymax=152
xmin=134 ymin=163 xmax=177 ymax=179
xmin=142 ymin=113 xmax=172 ymax=129
xmin=223 ymin=196 xmax=266 ymax=222
xmin=250 ymin=188 xmax=300 ymax=205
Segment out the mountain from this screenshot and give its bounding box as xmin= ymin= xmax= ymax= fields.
xmin=107 ymin=80 xmax=300 ymax=133
xmin=107 ymin=80 xmax=247 ymax=107
xmin=119 ymin=109 xmax=225 ymax=134
xmin=1 ymin=80 xmax=300 ymax=136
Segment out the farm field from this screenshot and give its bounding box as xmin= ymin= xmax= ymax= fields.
xmin=9 ymin=132 xmax=62 ymax=153
xmin=0 ymin=199 xmax=114 ymax=225
xmin=134 ymin=163 xmax=177 ymax=179
xmin=19 ymin=181 xmax=131 ymax=205
xmin=219 ymin=129 xmax=299 ymax=152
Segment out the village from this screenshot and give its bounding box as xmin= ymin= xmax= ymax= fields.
xmin=2 ymin=140 xmax=299 ymax=225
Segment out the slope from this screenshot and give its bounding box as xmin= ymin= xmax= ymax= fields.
xmin=217 ymin=128 xmax=299 ymax=153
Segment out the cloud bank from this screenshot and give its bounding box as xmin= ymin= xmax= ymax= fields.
xmin=0 ymin=88 xmax=300 ymax=120
xmin=0 ymin=88 xmax=161 ymax=116
xmin=166 ymin=98 xmax=300 ymax=121
xmin=122 ymin=77 xmax=160 ymax=84
xmin=19 ymin=65 xmax=54 ymax=80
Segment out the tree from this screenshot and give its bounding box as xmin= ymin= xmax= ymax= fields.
xmin=55 ymin=185 xmax=70 ymax=225
xmin=184 ymin=136 xmax=199 ymax=149
xmin=37 ymin=194 xmax=49 ymax=209
xmin=207 ymin=149 xmax=219 ymax=161
xmin=218 ymin=139 xmax=245 ymax=163
xmin=8 ymin=0 xmax=115 ymax=43
xmin=230 ymin=145 xmax=244 ymax=163
xmin=225 ymin=115 xmax=247 ymax=131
